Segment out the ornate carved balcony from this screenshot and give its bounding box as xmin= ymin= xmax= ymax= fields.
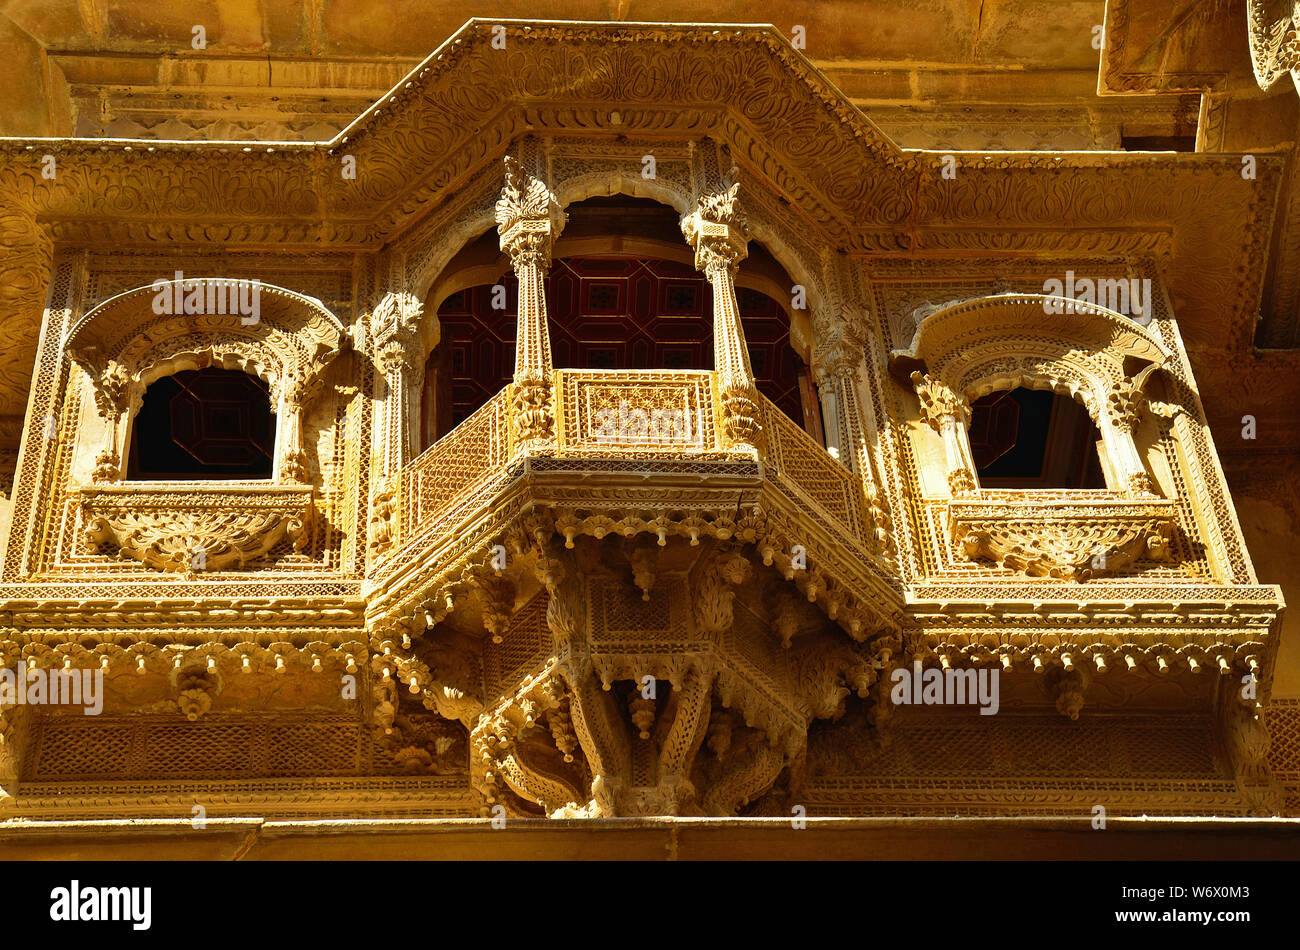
xmin=372 ymin=368 xmax=899 ymax=645
xmin=78 ymin=483 xmax=314 ymax=574
xmin=388 ymin=370 xmax=879 ymax=565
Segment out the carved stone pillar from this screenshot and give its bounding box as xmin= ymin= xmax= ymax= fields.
xmin=910 ymin=371 xmax=978 ymax=496
xmin=496 ymin=155 xmax=565 ymax=453
xmin=1104 ymin=378 xmax=1156 ymax=496
xmin=371 ymin=291 xmax=423 ymax=480
xmin=817 ymin=341 xmax=895 ymax=557
xmin=276 ymin=372 xmax=310 ymax=483
xmin=813 ymin=338 xmax=860 ymax=471
xmin=78 ymin=358 xmax=132 ymax=483
xmin=682 ymin=171 xmax=761 ymax=452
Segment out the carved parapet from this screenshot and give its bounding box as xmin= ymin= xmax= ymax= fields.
xmin=554 ymin=369 xmax=718 ymax=453
xmin=948 ymin=497 xmax=1177 ymax=579
xmin=78 ymin=484 xmax=314 ymax=574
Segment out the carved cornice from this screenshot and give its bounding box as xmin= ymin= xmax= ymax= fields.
xmin=0 ymin=19 xmax=1282 ymax=423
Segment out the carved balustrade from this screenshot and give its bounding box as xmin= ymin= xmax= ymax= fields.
xmin=385 ymin=368 xmax=873 ymax=566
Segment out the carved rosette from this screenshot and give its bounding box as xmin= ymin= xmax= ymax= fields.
xmin=948 ymin=499 xmax=1177 ymax=579
xmin=79 ymin=485 xmax=314 ymax=574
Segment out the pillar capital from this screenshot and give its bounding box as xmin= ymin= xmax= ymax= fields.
xmin=496 ymin=155 xmax=566 ymax=271
xmin=681 ymin=171 xmax=749 ymax=276
xmin=910 ymin=371 xmax=970 ymax=431
xmin=813 ymin=336 xmax=863 ymax=386
xmin=371 ymin=290 xmax=423 ymax=370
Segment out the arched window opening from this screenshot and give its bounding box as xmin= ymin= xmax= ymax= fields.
xmin=969 ymin=387 xmax=1105 ymax=489
xmin=419 ymin=195 xmax=823 ymax=450
xmin=422 ymin=263 xmax=813 ymax=447
xmin=128 ymin=367 xmax=274 ymax=480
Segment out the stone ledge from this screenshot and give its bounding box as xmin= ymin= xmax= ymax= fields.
xmin=2 ymin=816 xmax=1299 ymax=860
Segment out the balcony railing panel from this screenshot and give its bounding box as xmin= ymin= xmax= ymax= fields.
xmin=760 ymin=396 xmax=866 ymax=543
xmin=402 ymin=388 xmax=508 ymax=536
xmin=555 ymin=369 xmax=719 ymax=456
xmin=396 ymin=374 xmax=873 ymax=554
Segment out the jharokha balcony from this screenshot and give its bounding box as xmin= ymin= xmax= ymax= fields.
xmin=346 ymin=155 xmax=1279 ymax=822
xmin=372 ymin=369 xmax=897 ymax=639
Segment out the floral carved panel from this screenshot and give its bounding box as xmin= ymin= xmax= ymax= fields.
xmin=78 ymin=484 xmax=314 ymax=574
xmin=947 ymin=497 xmax=1177 ymax=579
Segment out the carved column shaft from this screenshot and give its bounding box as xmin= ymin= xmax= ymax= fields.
xmin=506 ymin=230 xmax=557 ymax=452
xmin=705 ymin=255 xmax=756 ymax=395
xmin=80 ymin=359 xmax=133 ymax=483
xmin=813 ymin=340 xmax=861 ymax=473
xmin=497 ymin=155 xmax=565 ymax=453
xmin=817 ymin=349 xmax=896 ymax=557
xmin=1103 ymin=379 xmax=1155 ymax=496
xmin=818 ymin=383 xmax=844 ymax=462
xmin=372 ymin=291 xmax=424 ymax=480
xmin=276 ymin=377 xmax=310 ymax=483
xmin=682 ymin=174 xmax=760 ymax=452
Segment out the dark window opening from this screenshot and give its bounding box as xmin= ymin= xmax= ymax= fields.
xmin=1120 ymin=134 xmax=1196 ymax=153
xmin=969 ymin=387 xmax=1105 ymax=489
xmin=128 ymin=367 xmax=274 ymax=480
xmin=421 ymin=256 xmax=818 ymax=447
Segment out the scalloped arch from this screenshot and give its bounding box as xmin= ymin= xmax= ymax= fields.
xmin=891 ymin=293 xmax=1172 ymax=410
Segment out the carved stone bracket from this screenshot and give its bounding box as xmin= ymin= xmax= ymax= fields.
xmin=79 ymin=485 xmax=314 ymax=575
